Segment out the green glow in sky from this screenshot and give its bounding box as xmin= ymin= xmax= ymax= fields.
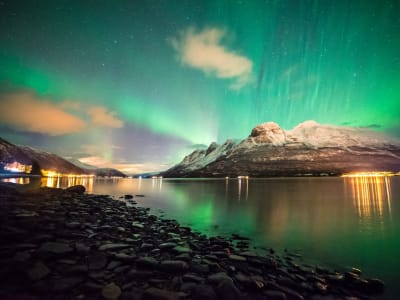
xmin=0 ymin=0 xmax=399 ymax=172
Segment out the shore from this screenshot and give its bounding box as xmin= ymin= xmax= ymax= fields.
xmin=0 ymin=183 xmax=385 ymax=300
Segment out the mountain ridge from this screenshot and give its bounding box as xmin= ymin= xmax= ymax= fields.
xmin=162 ymin=121 xmax=400 ymax=177
xmin=0 ymin=137 xmax=126 ymax=177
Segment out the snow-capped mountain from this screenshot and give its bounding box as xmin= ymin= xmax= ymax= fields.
xmin=162 ymin=121 xmax=400 ymax=177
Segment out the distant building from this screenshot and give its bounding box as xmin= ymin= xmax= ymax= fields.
xmin=3 ymin=161 xmax=32 ymax=174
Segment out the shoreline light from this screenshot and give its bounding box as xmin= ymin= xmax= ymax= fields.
xmin=342 ymin=171 xmax=395 ymax=178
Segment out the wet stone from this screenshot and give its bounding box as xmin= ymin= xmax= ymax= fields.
xmin=264 ymin=290 xmax=287 ymax=300
xmin=39 ymin=242 xmax=73 ymax=254
xmin=191 ymin=284 xmax=218 ymax=300
xmin=102 ymin=282 xmax=122 ymax=300
xmin=132 ymin=222 xmax=144 ymax=229
xmin=52 ymin=276 xmax=85 ymax=292
xmin=27 ymin=261 xmax=50 ymax=281
xmin=160 ymin=260 xmax=188 ymax=272
xmin=99 ymin=243 xmax=132 ymax=251
xmin=183 ymin=274 xmax=203 ymax=283
xmin=107 ymin=261 xmax=123 ymax=270
xmin=175 ymin=253 xmax=191 ymax=261
xmin=172 ymin=245 xmax=192 ymax=254
xmin=208 ymin=272 xmax=233 ymax=284
xmin=88 ymin=252 xmax=108 ymax=270
xmin=143 ymin=287 xmax=180 ymax=300
xmin=140 ymin=243 xmax=154 ymax=251
xmin=66 ymin=185 xmax=85 ymax=194
xmin=215 ymin=279 xmax=241 ymax=300
xmin=159 ymin=242 xmax=177 ymax=249
xmin=229 ymin=254 xmax=247 ymax=262
xmin=13 ymin=251 xmax=31 ymax=262
xmin=136 ymin=256 xmax=158 ymax=268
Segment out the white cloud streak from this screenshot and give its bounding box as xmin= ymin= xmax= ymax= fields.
xmin=172 ymin=27 xmax=253 ymax=89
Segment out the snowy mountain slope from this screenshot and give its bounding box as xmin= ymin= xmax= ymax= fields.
xmin=162 ymin=121 xmax=400 ymax=177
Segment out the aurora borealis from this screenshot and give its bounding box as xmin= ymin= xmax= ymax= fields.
xmin=0 ymin=0 xmax=399 ymax=174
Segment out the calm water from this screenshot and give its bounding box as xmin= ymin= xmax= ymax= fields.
xmin=3 ymin=175 xmax=399 ymax=298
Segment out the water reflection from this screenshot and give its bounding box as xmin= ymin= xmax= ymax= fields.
xmin=344 ymin=175 xmax=392 ymax=219
xmin=41 ymin=175 xmax=94 ymax=193
xmin=237 ymin=177 xmax=249 ymax=201
xmin=1 ymin=177 xmax=30 ymax=184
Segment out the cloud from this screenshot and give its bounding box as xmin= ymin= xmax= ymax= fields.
xmin=0 ymin=92 xmax=86 ymax=135
xmin=172 ymin=27 xmax=253 ymax=89
xmin=79 ymin=156 xmax=167 ymax=174
xmin=87 ymin=106 xmax=124 ymax=128
xmin=0 ymin=91 xmax=125 ymax=135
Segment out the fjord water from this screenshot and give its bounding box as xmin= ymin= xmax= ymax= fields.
xmin=4 ymin=176 xmax=398 ymax=298
xmin=93 ymin=176 xmax=398 ymax=299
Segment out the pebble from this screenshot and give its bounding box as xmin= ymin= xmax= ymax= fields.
xmin=136 ymin=256 xmax=159 ymax=268
xmin=27 ymin=261 xmax=50 ymax=281
xmin=0 ymin=184 xmax=386 ymax=300
xmin=38 ymin=242 xmax=73 ymax=254
xmin=99 ymin=243 xmax=132 ymax=251
xmin=160 ymin=260 xmax=189 ymax=272
xmin=102 ymin=282 xmax=122 ymax=300
xmin=143 ymin=287 xmax=180 ymax=300
xmin=208 ymin=272 xmax=233 ymax=284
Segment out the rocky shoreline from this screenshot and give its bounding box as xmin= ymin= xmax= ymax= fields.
xmin=0 ymin=183 xmax=385 ymax=300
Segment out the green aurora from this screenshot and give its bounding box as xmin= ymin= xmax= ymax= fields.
xmin=0 ymin=0 xmax=399 ymax=173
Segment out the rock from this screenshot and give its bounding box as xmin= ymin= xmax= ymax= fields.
xmin=114 ymin=252 xmax=136 ymax=262
xmin=99 ymin=243 xmax=132 ymax=251
xmin=234 ymin=273 xmax=251 ymax=285
xmin=175 ymin=253 xmax=191 ymax=261
xmin=140 ymin=243 xmax=154 ymax=251
xmin=13 ymin=251 xmax=31 ymax=262
xmin=136 ymin=256 xmax=158 ymax=268
xmin=183 ymin=274 xmax=203 ymax=283
xmin=65 ymin=265 xmax=88 ymax=274
xmin=39 ymin=242 xmax=73 ymax=254
xmin=124 ymin=194 xmax=134 ymax=199
xmin=88 ymin=252 xmax=108 ymax=270
xmin=264 ymin=290 xmax=287 ymax=300
xmin=143 ymin=287 xmax=180 ymax=300
xmin=159 ymin=242 xmax=177 ymax=249
xmin=181 ymin=282 xmax=197 ymax=292
xmin=172 ymin=245 xmax=192 ymax=254
xmin=365 ymin=278 xmax=385 ymax=294
xmin=229 ymin=254 xmax=247 ymax=262
xmin=75 ymin=242 xmax=90 ymax=254
xmin=215 ymin=279 xmax=241 ymax=300
xmin=132 ymin=222 xmax=144 ymax=229
xmin=66 ymin=185 xmax=86 ymax=194
xmin=208 ymin=272 xmax=232 ymax=284
xmin=160 ymin=260 xmax=188 ymax=272
xmin=128 ymin=269 xmax=153 ymax=279
xmin=102 ymin=282 xmax=122 ymax=300
xmin=27 ymin=261 xmax=50 ymax=281
xmin=190 ymin=262 xmax=210 ymax=274
xmin=351 ymin=267 xmax=362 ymax=275
xmin=107 ymin=261 xmax=122 ymax=270
xmin=191 ymin=284 xmax=218 ymax=300
xmin=65 ymin=221 xmax=81 ymax=229
xmin=52 ymin=276 xmax=85 ymax=291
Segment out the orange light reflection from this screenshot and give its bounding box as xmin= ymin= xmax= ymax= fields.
xmin=41 ymin=174 xmax=94 ymax=193
xmin=345 ymin=174 xmax=392 ymax=218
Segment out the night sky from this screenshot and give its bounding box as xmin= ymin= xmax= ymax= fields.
xmin=0 ymin=0 xmax=399 ymax=174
